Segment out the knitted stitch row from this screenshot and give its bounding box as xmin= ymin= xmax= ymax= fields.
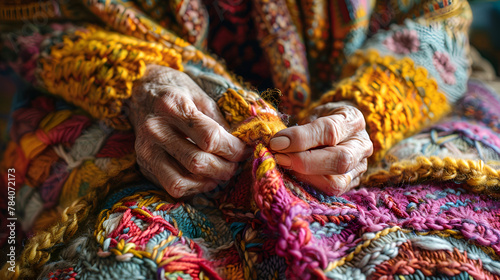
xmin=4 ymin=82 xmax=500 ymax=279
xmin=0 ymin=95 xmax=138 ymax=278
xmin=39 ymin=26 xmax=183 ymax=130
xmin=301 ymin=50 xmax=450 ymax=162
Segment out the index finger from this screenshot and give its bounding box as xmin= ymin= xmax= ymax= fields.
xmin=270 ymin=106 xmax=365 ymax=153
xmin=159 ymin=94 xmax=249 ymax=162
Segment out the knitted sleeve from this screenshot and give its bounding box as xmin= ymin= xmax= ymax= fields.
xmin=0 ymin=23 xmax=185 ymax=130
xmin=1 ymin=0 xmax=240 ymax=130
xmin=300 ymin=0 xmax=473 ymax=162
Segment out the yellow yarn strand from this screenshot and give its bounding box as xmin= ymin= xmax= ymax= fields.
xmin=217 ymin=89 xmax=252 ymax=124
xmin=365 ymin=156 xmax=500 ymax=197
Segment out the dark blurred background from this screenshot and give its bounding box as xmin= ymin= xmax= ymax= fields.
xmin=470 ymin=0 xmax=500 ymax=76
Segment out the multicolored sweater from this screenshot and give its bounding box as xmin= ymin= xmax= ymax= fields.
xmin=2 ymin=0 xmax=500 ymax=279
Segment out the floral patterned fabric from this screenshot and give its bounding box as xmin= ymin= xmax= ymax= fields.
xmin=3 ymin=0 xmax=500 ymax=280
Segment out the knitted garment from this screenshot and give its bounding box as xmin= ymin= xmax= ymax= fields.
xmin=3 ymin=80 xmax=500 ymax=280
xmin=2 ymin=0 xmax=499 ymax=279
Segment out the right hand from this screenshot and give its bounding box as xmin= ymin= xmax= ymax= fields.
xmin=128 ymin=65 xmax=248 ymax=198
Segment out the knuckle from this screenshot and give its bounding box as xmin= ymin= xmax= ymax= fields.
xmin=360 ymin=132 xmax=374 ymax=156
xmin=356 ymin=113 xmax=366 ymax=130
xmin=168 ymin=178 xmax=188 ymax=198
xmin=186 ymin=153 xmax=209 ymax=175
xmin=350 ymin=178 xmax=361 ymax=189
xmin=341 ymin=105 xmax=365 ymax=131
xmin=365 ymin=142 xmax=374 ymax=157
xmin=142 ymin=117 xmax=159 ymax=136
xmin=360 ymin=129 xmax=370 ymax=140
xmin=176 ymin=71 xmax=191 ymax=82
xmin=350 ymin=106 xmax=363 ymax=119
xmin=325 ymin=177 xmax=347 ymax=195
xmin=157 ymin=93 xmax=178 ymax=113
xmin=199 ymin=128 xmax=221 ymax=153
xmin=298 ymin=152 xmax=313 ymax=173
xmin=321 ymin=117 xmax=343 ymax=145
xmin=135 ymin=148 xmax=155 ymax=175
xmin=178 ymin=100 xmax=197 ymax=119
xmin=142 ymin=118 xmax=169 ymax=144
xmin=138 ymin=166 xmax=159 ymax=186
xmin=134 ymin=137 xmax=151 ymax=160
xmin=156 ymin=67 xmax=181 ymax=82
xmin=334 ymin=178 xmax=349 ymax=194
xmin=336 ymin=149 xmax=356 ymax=174
xmin=136 ymin=154 xmax=148 ymax=170
xmin=338 ymin=176 xmax=349 ymax=188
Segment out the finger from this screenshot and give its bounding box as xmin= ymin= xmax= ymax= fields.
xmin=292 ymin=159 xmax=367 ymax=195
xmin=270 ymin=106 xmax=365 ymax=153
xmin=152 ymin=68 xmax=231 ymax=130
xmin=143 ymin=117 xmax=239 ymax=180
xmin=274 ymin=130 xmax=372 ymax=174
xmin=136 ymin=143 xmax=218 ymax=198
xmin=156 ymin=93 xmax=248 ymax=162
xmin=300 ymin=101 xmax=358 ymax=125
xmin=192 ymin=88 xmax=231 ymax=130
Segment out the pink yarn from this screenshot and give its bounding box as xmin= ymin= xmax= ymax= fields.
xmin=8 ymin=32 xmax=44 ymax=83
xmin=383 ymin=29 xmax=420 ymax=54
xmin=436 ymin=121 xmax=500 ymax=151
xmin=252 ymin=147 xmax=327 ymax=279
xmin=433 ymin=51 xmax=456 ymax=85
xmin=344 ymin=182 xmax=500 ymax=256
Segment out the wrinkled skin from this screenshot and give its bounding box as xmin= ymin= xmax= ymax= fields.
xmin=129 ymin=65 xmax=373 ymax=198
xmin=271 ymin=102 xmax=373 ymax=195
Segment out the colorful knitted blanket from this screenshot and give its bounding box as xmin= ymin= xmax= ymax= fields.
xmin=2 ymin=0 xmax=500 ymax=279
xmin=3 ymin=74 xmax=500 ymax=279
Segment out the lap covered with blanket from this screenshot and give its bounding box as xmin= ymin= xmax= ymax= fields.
xmin=2 ymin=0 xmax=500 ymax=279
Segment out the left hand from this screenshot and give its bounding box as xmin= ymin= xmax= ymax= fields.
xmin=270 ymin=102 xmax=373 ymax=195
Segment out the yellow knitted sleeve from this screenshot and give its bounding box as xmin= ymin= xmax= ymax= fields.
xmin=38 ymin=26 xmax=184 ymax=130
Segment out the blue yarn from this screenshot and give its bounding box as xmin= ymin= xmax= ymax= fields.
xmin=1 ymin=66 xmax=33 ymax=136
xmin=169 ymin=206 xmax=202 ymax=239
xmin=101 ymin=182 xmax=160 ymax=210
xmin=54 ymin=98 xmax=76 ymax=111
xmin=230 ymin=222 xmax=246 ymax=240
xmin=395 ymin=270 xmax=471 ymax=280
xmin=439 ymin=199 xmax=471 ymax=213
xmin=361 ymin=19 xmax=469 ymax=103
xmin=302 ymin=183 xmax=352 ymax=204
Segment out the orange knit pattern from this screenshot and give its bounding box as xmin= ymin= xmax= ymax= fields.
xmin=301 ymin=50 xmax=451 ymax=162
xmin=39 ymin=26 xmax=183 ymax=130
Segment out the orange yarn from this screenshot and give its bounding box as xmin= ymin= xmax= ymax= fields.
xmin=25 ymin=148 xmax=59 ymax=188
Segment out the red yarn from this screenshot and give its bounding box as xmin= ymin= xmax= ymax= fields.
xmin=36 ymin=115 xmax=91 ymax=145
xmin=96 ymin=132 xmax=135 ymax=158
xmin=10 ymin=97 xmax=55 ymax=141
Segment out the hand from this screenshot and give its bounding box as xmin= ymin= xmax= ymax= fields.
xmin=270 ymin=102 xmax=373 ymax=195
xmin=128 ymin=65 xmax=248 ymax=198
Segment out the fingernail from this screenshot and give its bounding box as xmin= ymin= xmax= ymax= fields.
xmin=275 ymin=154 xmax=291 ymax=167
xmin=270 ymin=136 xmax=290 ymax=151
